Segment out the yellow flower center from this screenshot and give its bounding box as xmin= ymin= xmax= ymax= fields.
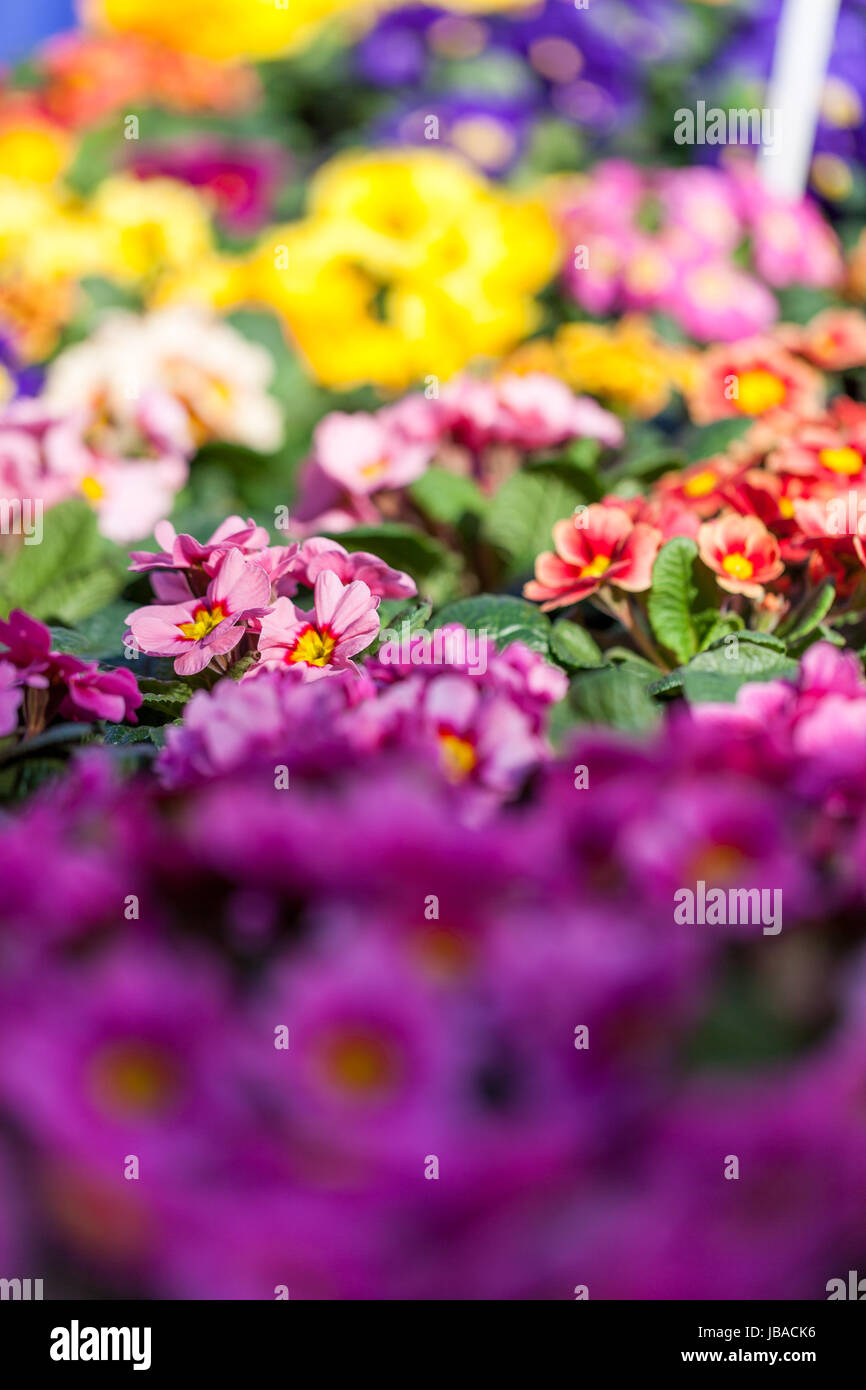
xmin=819 ymin=446 xmax=863 ymax=476
xmin=579 ymin=553 xmax=612 ymax=580
xmin=690 ymin=843 xmax=747 ymax=887
xmin=735 ymin=369 xmax=787 ymax=416
xmin=89 ymin=1042 xmax=177 ymax=1118
xmin=81 ymin=474 xmax=105 ymax=501
xmin=177 ymin=603 xmax=226 ymax=641
xmin=118 ymin=221 xmax=168 ymax=276
xmin=415 ymin=926 xmax=473 ymax=982
xmin=684 ymin=468 xmax=718 ymax=499
xmin=438 ymin=730 xmax=478 ymax=781
xmin=721 ymin=551 xmax=755 ymax=581
xmin=320 ymin=1031 xmax=399 ymax=1098
xmin=288 ymin=625 xmax=337 ymax=667
xmin=779 ymin=496 xmax=795 ymax=519
xmin=360 ymin=458 xmax=389 ymax=480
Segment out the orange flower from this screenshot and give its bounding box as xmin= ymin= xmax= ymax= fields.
xmin=655 ymin=455 xmax=744 ymax=518
xmin=687 ymin=338 xmax=824 ymax=426
xmin=767 ymin=397 xmax=866 ymax=486
xmin=778 ymin=309 xmax=866 ymax=371
xmin=697 ymin=512 xmax=785 ymax=599
xmin=524 ymin=503 xmax=662 ymax=611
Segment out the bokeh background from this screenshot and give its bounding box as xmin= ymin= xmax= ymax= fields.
xmin=1 ymin=0 xmax=866 ymax=1301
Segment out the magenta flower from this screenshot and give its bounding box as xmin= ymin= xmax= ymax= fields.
xmin=0 ymin=943 xmax=249 ymax=1181
xmin=442 ymin=373 xmax=624 ymax=452
xmin=311 ymin=410 xmax=433 ymax=497
xmin=128 ymin=515 xmax=272 ymax=581
xmin=54 ymin=657 xmax=142 ymax=725
xmin=0 ymin=660 xmax=22 ymax=736
xmin=419 ymin=673 xmax=544 ymax=795
xmin=251 ymin=572 xmax=380 ymax=682
xmin=128 ymin=138 xmax=289 ymax=234
xmin=0 ymin=608 xmax=53 ymax=683
xmin=126 ymin=548 xmax=272 ymax=676
xmin=286 ymin=537 xmax=416 ymax=600
xmin=0 ymin=610 xmax=142 ymax=730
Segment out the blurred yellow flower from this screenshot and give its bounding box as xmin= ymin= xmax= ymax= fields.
xmin=0 ymin=112 xmax=73 ymax=185
xmin=83 ymin=0 xmax=530 ymax=62
xmin=0 ymin=181 xmax=62 ymax=258
xmin=244 ymin=148 xmax=557 ymax=389
xmin=89 ymin=176 xmax=213 ymax=284
xmin=505 ymin=317 xmax=696 ymax=419
xmin=83 ymin=0 xmax=362 ymax=62
xmin=0 ymin=270 xmax=79 ymax=363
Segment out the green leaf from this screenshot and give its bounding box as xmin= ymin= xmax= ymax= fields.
xmin=647 ymin=537 xmax=699 ymax=666
xmin=682 ymin=418 xmax=753 ymax=463
xmin=604 ymin=646 xmax=662 ymax=676
xmin=0 ymin=501 xmax=125 ymax=623
xmin=647 ymin=669 xmax=685 ymax=698
xmin=695 ymin=610 xmax=744 ymax=651
xmin=50 ymin=567 xmax=127 ymax=627
xmin=103 ymin=724 xmax=167 ymax=749
xmin=409 ymin=468 xmax=486 ymax=525
xmin=138 ymin=680 xmax=196 ymax=717
xmin=567 ymin=665 xmax=660 ymax=733
xmin=432 ymin=594 xmax=551 ymax=654
xmin=682 ymin=633 xmax=798 ymax=704
xmin=777 ymin=581 xmax=835 ymax=643
xmin=481 ymin=468 xmax=585 ymax=577
xmin=48 ymin=600 xmax=131 ymax=661
xmin=549 ymin=620 xmax=604 ymax=670
xmin=774 ymin=285 xmax=839 ymax=325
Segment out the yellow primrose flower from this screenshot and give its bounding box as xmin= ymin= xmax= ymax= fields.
xmin=90 ymin=176 xmax=213 ymax=284
xmin=0 ymin=112 xmax=73 ymax=185
xmin=84 ymin=0 xmax=528 ymax=61
xmin=19 ymin=212 xmax=115 ymax=282
xmin=0 ymin=180 xmax=63 ymax=259
xmin=245 ymin=149 xmax=557 ymax=389
xmin=83 ymin=0 xmax=360 ymax=61
xmin=506 ymin=317 xmax=696 ymax=420
xmin=307 ymin=148 xmax=488 ymax=275
xmin=151 ymin=254 xmax=255 ymax=314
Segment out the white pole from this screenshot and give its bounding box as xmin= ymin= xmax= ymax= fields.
xmin=759 ymin=0 xmax=842 ymax=201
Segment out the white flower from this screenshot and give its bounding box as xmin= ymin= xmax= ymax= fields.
xmin=45 ymin=305 xmax=284 ymax=454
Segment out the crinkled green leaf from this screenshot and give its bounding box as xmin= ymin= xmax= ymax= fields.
xmin=433 ymin=594 xmax=551 ymax=654
xmin=778 ymin=582 xmax=835 ymax=643
xmin=647 ymin=537 xmax=699 ymax=666
xmin=549 ymin=620 xmax=604 ymax=670
xmin=481 ymin=468 xmax=586 ymax=577
xmin=0 ymin=501 xmax=125 ymax=623
xmin=682 ymin=633 xmax=798 ymax=704
xmin=567 ymin=665 xmax=661 ymax=733
xmin=409 ymin=468 xmax=486 ymax=525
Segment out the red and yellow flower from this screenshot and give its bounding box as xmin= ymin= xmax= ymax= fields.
xmin=524 ymin=503 xmax=662 ymax=611
xmin=687 ymin=338 xmax=824 ymax=426
xmin=697 ymin=512 xmax=785 ymax=599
